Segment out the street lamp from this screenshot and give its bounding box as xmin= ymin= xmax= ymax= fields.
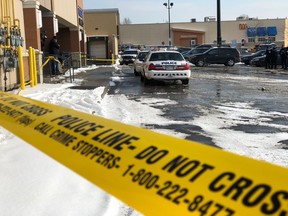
xmin=163 ymin=0 xmax=173 ymax=46
xmin=216 ymin=0 xmax=222 ymax=47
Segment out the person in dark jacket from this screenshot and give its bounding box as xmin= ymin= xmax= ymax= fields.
xmin=279 ymin=45 xmax=287 ymax=70
xmin=271 ymin=47 xmax=278 ymax=69
xmin=265 ymin=47 xmax=272 ymax=69
xmin=40 ymin=31 xmax=47 ymax=51
xmin=49 ymin=36 xmax=61 ymax=75
xmin=40 ymin=31 xmax=47 ymax=63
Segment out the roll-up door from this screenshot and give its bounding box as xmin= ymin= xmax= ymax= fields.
xmin=89 ymin=41 xmax=106 ymax=58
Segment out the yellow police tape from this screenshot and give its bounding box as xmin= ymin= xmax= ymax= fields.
xmin=0 ymin=91 xmax=287 ymax=216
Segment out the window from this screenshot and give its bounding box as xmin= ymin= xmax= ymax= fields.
xmin=124 ymin=50 xmax=139 ymax=55
xmin=258 ymin=37 xmax=266 ymax=43
xmin=268 ymin=37 xmax=276 ymax=42
xmin=150 ymin=53 xmax=184 ymax=61
xmin=208 ymin=49 xmax=218 ymax=55
xmin=248 ymin=37 xmax=255 ymax=43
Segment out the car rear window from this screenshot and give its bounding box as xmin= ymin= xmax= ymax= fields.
xmin=138 ymin=52 xmax=149 ymax=59
xmin=124 ymin=50 xmax=138 ymax=54
xmin=149 ymin=52 xmax=184 ymax=61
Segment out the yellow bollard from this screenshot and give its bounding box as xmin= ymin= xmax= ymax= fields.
xmin=17 ymin=46 xmax=25 ymax=90
xmin=28 ymin=47 xmax=34 ymax=87
xmin=32 ymin=48 xmax=38 ymax=86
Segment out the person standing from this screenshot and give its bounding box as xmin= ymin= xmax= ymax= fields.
xmin=49 ymin=36 xmax=61 ymax=75
xmin=40 ymin=31 xmax=47 ymax=51
xmin=40 ymin=31 xmax=47 ymax=63
xmin=265 ymin=47 xmax=272 ymax=69
xmin=271 ymin=47 xmax=278 ymax=69
xmin=280 ymin=45 xmax=287 ymax=70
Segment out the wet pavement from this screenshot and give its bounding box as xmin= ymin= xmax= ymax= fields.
xmin=72 ymin=64 xmax=288 ymax=148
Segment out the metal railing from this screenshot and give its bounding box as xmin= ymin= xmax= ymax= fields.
xmin=41 ymin=53 xmax=77 ymax=83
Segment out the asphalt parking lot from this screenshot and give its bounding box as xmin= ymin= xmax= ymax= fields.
xmin=75 ymin=63 xmax=288 ymax=149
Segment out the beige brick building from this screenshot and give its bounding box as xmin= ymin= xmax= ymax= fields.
xmin=84 ymin=9 xmax=120 ymax=59
xmin=82 ymin=9 xmax=288 ymax=54
xmin=120 ymin=18 xmax=288 ymax=50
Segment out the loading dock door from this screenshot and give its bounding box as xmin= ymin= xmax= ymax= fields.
xmin=89 ymin=40 xmax=106 ymax=58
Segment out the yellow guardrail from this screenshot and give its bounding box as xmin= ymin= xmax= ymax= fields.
xmin=86 ymin=54 xmax=115 ymax=64
xmin=0 ymin=91 xmax=287 ymax=216
xmin=41 ymin=55 xmax=62 ymax=69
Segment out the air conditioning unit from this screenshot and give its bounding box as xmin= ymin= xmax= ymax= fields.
xmin=204 ymin=16 xmax=216 ymax=22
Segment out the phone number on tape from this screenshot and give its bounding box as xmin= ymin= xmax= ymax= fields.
xmin=123 ymin=164 xmax=235 ymax=216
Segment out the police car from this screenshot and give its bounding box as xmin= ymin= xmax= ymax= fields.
xmin=141 ymin=50 xmax=191 ymax=85
xmin=119 ymin=49 xmax=139 ymax=65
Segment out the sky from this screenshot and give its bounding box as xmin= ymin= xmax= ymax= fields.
xmin=0 ymin=63 xmax=288 ymax=215
xmin=83 ymin=0 xmax=288 ymax=24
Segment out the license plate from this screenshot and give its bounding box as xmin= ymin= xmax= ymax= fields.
xmin=165 ymin=66 xmax=174 ymax=70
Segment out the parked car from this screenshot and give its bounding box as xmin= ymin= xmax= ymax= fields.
xmin=194 ymin=44 xmax=214 ymax=49
xmin=256 ymin=43 xmax=276 ymax=52
xmin=183 ymin=47 xmax=211 ymax=61
xmin=176 ymin=47 xmax=192 ymax=54
xmin=141 ymin=50 xmax=191 ymax=85
xmin=239 ymin=47 xmax=251 ymax=56
xmin=189 ymin=47 xmax=240 ymax=67
xmin=241 ymin=50 xmax=266 ymax=65
xmin=133 ymin=50 xmax=149 ymax=76
xmin=250 ymin=52 xmax=282 ymax=67
xmin=119 ymin=49 xmax=139 ymax=65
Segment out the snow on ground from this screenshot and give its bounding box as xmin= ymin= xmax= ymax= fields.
xmin=192 ymin=102 xmax=288 ymax=167
xmin=0 ymin=65 xmax=287 ymax=215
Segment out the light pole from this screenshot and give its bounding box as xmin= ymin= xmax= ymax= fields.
xmin=216 ymin=0 xmax=222 ymax=47
xmin=163 ymin=0 xmax=173 ymax=46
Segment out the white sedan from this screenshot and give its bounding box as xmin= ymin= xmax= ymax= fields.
xmin=141 ymin=50 xmax=191 ymax=85
xmin=133 ymin=50 xmax=149 ymax=76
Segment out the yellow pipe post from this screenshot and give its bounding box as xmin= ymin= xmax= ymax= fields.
xmin=4 ymin=0 xmax=7 ymax=18
xmin=3 ymin=16 xmax=11 ymax=47
xmin=32 ymin=48 xmax=37 ymax=86
xmin=11 ymin=0 xmax=15 ymax=25
xmin=112 ymin=53 xmax=114 ymax=64
xmin=28 ymin=47 xmax=34 ymax=87
xmin=5 ymin=0 xmax=8 ymax=16
xmin=1 ymin=0 xmax=4 ymax=23
xmin=17 ymin=46 xmax=25 ymax=90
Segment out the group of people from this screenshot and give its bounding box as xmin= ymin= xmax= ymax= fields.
xmin=40 ymin=31 xmax=62 ymax=75
xmin=265 ymin=45 xmax=288 ymax=70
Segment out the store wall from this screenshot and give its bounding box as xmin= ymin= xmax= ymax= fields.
xmin=54 ymin=0 xmax=78 ymax=26
xmin=38 ymin=0 xmax=52 ymax=10
xmin=120 ymin=23 xmax=168 ymax=46
xmin=84 ymin=9 xmax=119 ymax=36
xmin=119 ymin=19 xmax=288 ymax=48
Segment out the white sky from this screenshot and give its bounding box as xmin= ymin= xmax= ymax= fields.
xmin=0 ymin=64 xmax=287 ymax=215
xmin=83 ymin=0 xmax=288 ymax=23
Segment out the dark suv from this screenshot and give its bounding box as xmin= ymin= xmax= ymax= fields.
xmin=189 ymin=47 xmax=240 ymax=67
